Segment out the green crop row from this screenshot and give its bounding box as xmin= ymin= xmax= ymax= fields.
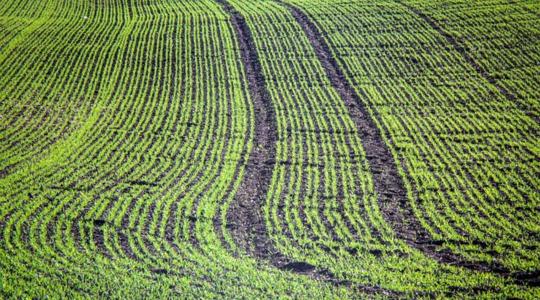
xmin=284 ymin=0 xmax=539 ymax=293
xmin=224 ymin=0 xmax=538 ymax=297
xmin=0 ymin=0 xmax=352 ymax=298
xmin=0 ymin=0 xmax=538 ymax=298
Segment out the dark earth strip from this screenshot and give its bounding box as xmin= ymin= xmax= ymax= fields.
xmin=396 ymin=1 xmax=538 ymax=124
xmin=284 ymin=1 xmax=538 ymax=287
xmin=216 ymin=0 xmax=402 ymax=296
xmin=394 ymin=0 xmax=540 ymax=285
xmin=213 ymin=0 xmax=280 ymax=261
xmin=213 ymin=2 xmax=336 ymax=271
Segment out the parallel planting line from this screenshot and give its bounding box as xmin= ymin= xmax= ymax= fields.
xmin=396 ymin=1 xmax=539 ymax=124
xmin=0 ymin=1 xmax=349 ymax=297
xmin=215 ymin=2 xmax=344 ymax=285
xmin=217 ymin=1 xmax=401 ymax=296
xmin=216 ymin=1 xmax=389 ymax=295
xmin=283 ymin=0 xmax=538 ymax=286
xmin=288 ymin=0 xmax=436 ymax=275
xmin=392 ymin=0 xmax=539 ymax=284
xmin=1 ymin=0 xmax=539 ymax=297
xmin=277 ymin=1 xmax=411 ymax=256
xmin=278 ymin=1 xmax=445 ymax=289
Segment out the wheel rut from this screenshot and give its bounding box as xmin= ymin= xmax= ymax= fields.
xmin=213 ymin=0 xmax=278 ymax=260
xmin=282 ymin=0 xmax=537 ymax=287
xmin=215 ymin=0 xmax=403 ymax=296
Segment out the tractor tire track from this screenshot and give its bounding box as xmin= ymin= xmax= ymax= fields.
xmin=216 ymin=1 xmax=402 ymax=296
xmin=214 ymin=0 xmax=282 ymax=262
xmin=275 ymin=1 xmax=414 ymax=259
xmin=283 ymin=1 xmax=538 ymax=287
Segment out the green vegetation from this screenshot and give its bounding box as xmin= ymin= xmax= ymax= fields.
xmin=0 ymin=0 xmax=538 ymax=298
xmin=287 ymin=0 xmax=539 ymax=271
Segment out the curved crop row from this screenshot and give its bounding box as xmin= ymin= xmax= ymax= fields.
xmin=0 ymin=0 xmax=538 ymax=298
xmin=285 ymin=0 xmax=539 ymax=288
xmin=0 ymin=0 xmax=101 ymax=176
xmin=221 ymin=0 xmax=537 ymax=297
xmin=0 ymin=0 xmax=351 ymax=298
xmin=400 ymin=0 xmax=539 ymax=122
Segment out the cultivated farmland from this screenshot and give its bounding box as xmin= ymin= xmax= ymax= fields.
xmin=0 ymin=0 xmax=538 ymax=298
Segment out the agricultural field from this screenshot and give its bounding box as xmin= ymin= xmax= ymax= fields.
xmin=0 ymin=0 xmax=538 ymax=298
